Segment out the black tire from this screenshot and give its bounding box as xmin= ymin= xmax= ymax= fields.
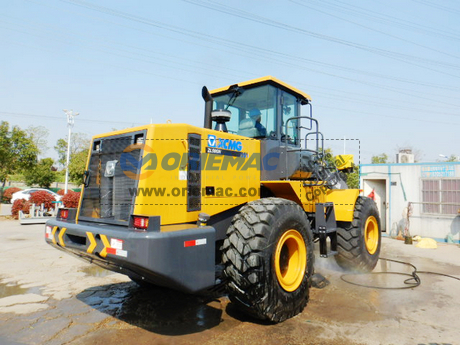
xmin=222 ymin=197 xmax=314 ymax=323
xmin=335 ymin=196 xmax=381 ymax=272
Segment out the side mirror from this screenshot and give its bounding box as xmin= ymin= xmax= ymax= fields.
xmin=83 ymin=170 xmax=90 ymax=187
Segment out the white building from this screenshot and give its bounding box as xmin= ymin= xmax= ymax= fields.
xmin=360 ymin=161 xmax=460 ymax=243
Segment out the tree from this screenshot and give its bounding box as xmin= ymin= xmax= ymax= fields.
xmin=346 ymin=166 xmax=360 ymax=189
xmin=23 ymin=158 xmax=56 ymax=188
xmin=26 ymin=125 xmax=49 ymax=156
xmin=0 ymin=121 xmax=38 ymax=194
xmin=68 ymin=150 xmax=88 ymax=184
xmin=55 ymin=133 xmax=90 ymax=185
xmin=54 ymin=133 xmax=90 ymax=167
xmin=54 ymin=139 xmax=68 ymax=168
xmin=321 ymin=148 xmax=335 ymax=166
xmin=445 ymin=154 xmax=459 ymax=162
xmin=371 ymin=153 xmax=388 ymax=164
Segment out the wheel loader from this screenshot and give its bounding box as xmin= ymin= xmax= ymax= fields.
xmin=45 ymin=76 xmax=381 ymax=322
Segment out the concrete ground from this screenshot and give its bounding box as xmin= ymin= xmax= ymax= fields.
xmin=0 ymin=219 xmax=459 ymax=345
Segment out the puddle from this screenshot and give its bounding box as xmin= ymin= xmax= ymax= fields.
xmin=80 ymin=265 xmax=115 ymax=278
xmin=0 ymin=282 xmax=42 ymax=299
xmin=338 ymin=256 xmax=460 ymax=291
xmin=77 ymin=283 xmax=224 ymax=335
xmin=341 ymin=271 xmax=418 ymax=289
xmin=375 ymin=258 xmax=415 ymax=274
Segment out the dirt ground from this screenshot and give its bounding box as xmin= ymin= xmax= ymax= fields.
xmin=0 ymin=219 xmax=459 ymax=345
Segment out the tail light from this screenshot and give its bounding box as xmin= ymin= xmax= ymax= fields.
xmin=56 ymin=208 xmax=76 ymax=221
xmin=60 ymin=209 xmax=69 ymax=220
xmin=133 ymin=216 xmax=149 ymax=230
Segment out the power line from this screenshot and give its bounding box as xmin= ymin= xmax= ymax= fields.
xmin=0 ymin=16 xmax=252 ymax=82
xmin=2 ymin=15 xmax=460 ymax=123
xmin=307 ymin=84 xmax=460 ymax=110
xmin=0 ymin=34 xmax=201 ymax=86
xmin=58 ymin=0 xmax=460 ymax=75
xmin=308 ymin=0 xmax=460 ymax=42
xmin=0 ymin=111 xmax=143 ymax=125
xmin=19 ymin=0 xmax=460 ymax=94
xmin=289 ymin=0 xmax=460 ymax=60
xmin=3 ymin=12 xmax=460 ymax=110
xmin=4 ymin=1 xmax=460 ymax=122
xmin=18 ymin=0 xmax=460 ymax=100
xmin=181 ymin=0 xmax=460 ymax=75
xmin=411 ymin=0 xmax=460 ymax=16
xmin=315 ymin=92 xmax=460 ymax=118
xmin=316 ymin=105 xmax=460 ymax=126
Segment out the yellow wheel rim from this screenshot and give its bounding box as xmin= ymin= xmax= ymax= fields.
xmin=274 ymin=229 xmax=307 ymax=292
xmin=364 ymin=216 xmax=379 ymax=255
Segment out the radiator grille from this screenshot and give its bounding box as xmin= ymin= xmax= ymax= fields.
xmin=79 ymin=132 xmax=143 ymax=224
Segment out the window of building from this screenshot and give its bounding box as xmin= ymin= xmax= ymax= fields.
xmin=421 ymin=179 xmax=460 ymax=215
xmin=441 ymin=179 xmax=460 ymax=214
xmin=422 ymin=180 xmax=440 ymax=214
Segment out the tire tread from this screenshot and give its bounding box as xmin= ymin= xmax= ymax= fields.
xmin=222 ymin=198 xmax=314 ymax=322
xmin=335 ymin=196 xmax=381 ymax=272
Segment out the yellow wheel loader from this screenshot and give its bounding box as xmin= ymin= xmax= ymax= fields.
xmin=45 ymin=76 xmax=381 ymax=322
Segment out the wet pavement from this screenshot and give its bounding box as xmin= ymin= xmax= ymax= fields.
xmin=0 ymin=220 xmax=459 ymax=345
xmin=0 ymin=283 xmax=42 ymax=299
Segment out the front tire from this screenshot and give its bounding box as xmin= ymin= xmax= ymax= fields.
xmin=335 ymin=196 xmax=381 ymax=272
xmin=222 ymin=198 xmax=314 ymax=323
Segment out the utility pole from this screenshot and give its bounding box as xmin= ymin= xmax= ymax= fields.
xmin=63 ymin=109 xmax=79 ymax=194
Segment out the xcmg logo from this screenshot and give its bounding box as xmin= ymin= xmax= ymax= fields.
xmin=208 ymin=134 xmax=243 ymax=151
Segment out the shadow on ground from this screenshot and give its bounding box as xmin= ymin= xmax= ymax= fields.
xmin=76 ymin=282 xmax=224 ymax=335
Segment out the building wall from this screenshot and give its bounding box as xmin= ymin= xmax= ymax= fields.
xmin=360 ymin=163 xmax=460 ymax=243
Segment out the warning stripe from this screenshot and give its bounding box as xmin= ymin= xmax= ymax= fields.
xmin=106 ymin=247 xmax=117 ymax=255
xmin=58 ymin=227 xmax=67 ymax=247
xmin=100 ymin=234 xmax=111 ymax=258
xmin=105 ymin=247 xmax=128 ymax=258
xmin=86 ymin=232 xmax=97 ymax=254
xmin=184 ymin=238 xmax=207 ymax=247
xmin=51 ymin=226 xmax=58 ymax=245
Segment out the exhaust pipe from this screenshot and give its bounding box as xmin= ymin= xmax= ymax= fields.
xmin=202 ymin=86 xmax=213 ymax=129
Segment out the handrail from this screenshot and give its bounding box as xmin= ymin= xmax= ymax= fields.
xmin=283 ymin=115 xmax=323 ymax=180
xmin=305 ymin=130 xmax=324 ymax=156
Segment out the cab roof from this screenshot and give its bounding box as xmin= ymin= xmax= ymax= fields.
xmin=210 ymin=76 xmax=312 ymax=104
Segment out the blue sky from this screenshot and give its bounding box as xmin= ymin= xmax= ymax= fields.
xmin=1 ymin=0 xmax=460 ymax=164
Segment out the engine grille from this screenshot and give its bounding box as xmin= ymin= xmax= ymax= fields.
xmin=79 ymin=131 xmax=144 ymax=225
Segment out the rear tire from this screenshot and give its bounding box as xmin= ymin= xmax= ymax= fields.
xmin=222 ymin=198 xmax=314 ymax=323
xmin=335 ymin=196 xmax=381 ymax=272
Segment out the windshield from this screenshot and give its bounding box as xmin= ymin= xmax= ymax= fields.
xmin=213 ymin=85 xmax=277 ymax=139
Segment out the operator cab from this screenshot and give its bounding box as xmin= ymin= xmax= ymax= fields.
xmin=209 ymin=76 xmax=311 ymax=146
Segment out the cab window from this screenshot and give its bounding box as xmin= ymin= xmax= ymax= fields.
xmin=213 ymin=85 xmax=277 ymax=139
xmin=281 ymin=91 xmax=299 ymax=145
